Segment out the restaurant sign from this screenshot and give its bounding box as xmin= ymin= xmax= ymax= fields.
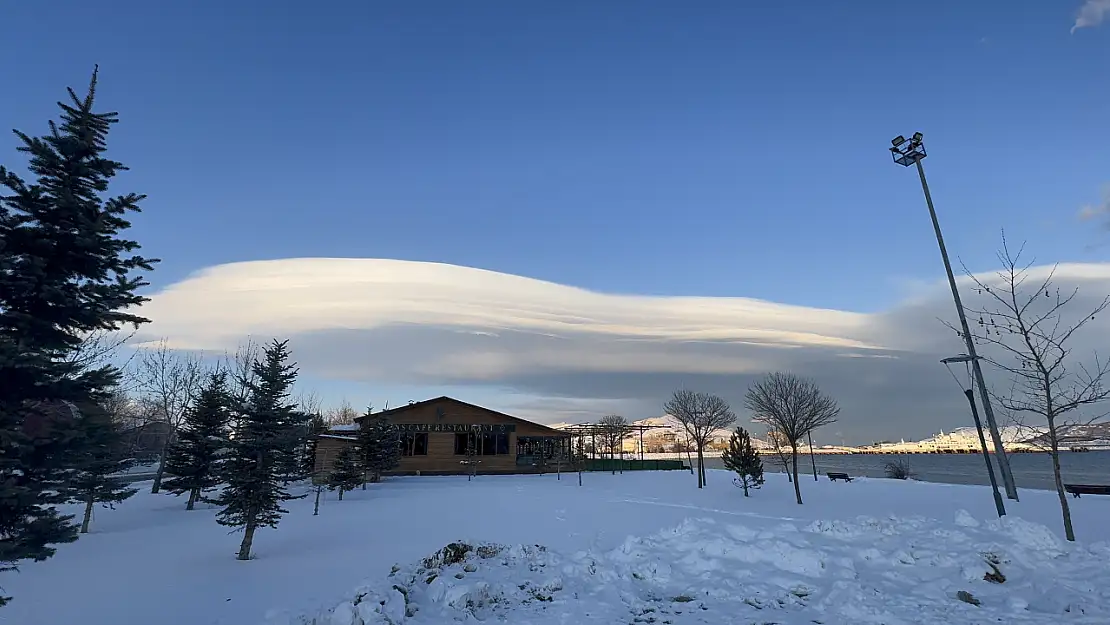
xmin=394 ymin=423 xmax=516 ymax=433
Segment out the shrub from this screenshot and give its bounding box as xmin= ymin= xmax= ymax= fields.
xmin=884 ymin=459 xmax=915 ymax=480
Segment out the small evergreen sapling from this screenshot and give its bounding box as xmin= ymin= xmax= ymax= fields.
xmin=357 ymin=409 xmax=400 ymax=486
xmin=721 ymin=427 xmax=764 ymax=497
xmin=327 ymin=446 xmax=362 ymax=501
xmin=213 ymin=340 xmax=305 ymax=561
xmin=68 ymin=410 xmax=139 ymax=533
xmin=162 ymin=371 xmax=233 ymax=510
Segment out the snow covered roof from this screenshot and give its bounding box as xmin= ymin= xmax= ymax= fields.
xmin=329 ymin=424 xmax=360 ymax=432
xmin=318 ymin=434 xmax=357 ymax=441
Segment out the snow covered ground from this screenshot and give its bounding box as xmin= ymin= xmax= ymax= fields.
xmin=4 ymin=470 xmax=1109 ymax=625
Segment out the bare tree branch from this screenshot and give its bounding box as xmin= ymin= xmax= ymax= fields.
xmin=960 ymin=232 xmax=1110 ymax=542
xmin=744 ymin=372 xmax=838 ymax=504
xmin=296 ymin=389 xmax=323 ymax=420
xmin=134 ymin=338 xmax=204 ymax=493
xmin=224 ymin=337 xmax=261 ymax=429
xmin=325 ymin=399 xmax=359 ymax=426
xmin=663 ymin=390 xmax=735 ymax=489
xmin=765 ymin=428 xmax=794 ymax=482
xmin=596 ymin=414 xmax=632 ymax=474
xmin=63 ymin=329 xmax=136 ymax=375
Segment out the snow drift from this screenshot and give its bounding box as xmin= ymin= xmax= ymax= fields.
xmin=272 ymin=512 xmax=1110 ymax=625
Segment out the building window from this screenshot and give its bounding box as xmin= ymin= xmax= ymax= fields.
xmin=516 ymin=436 xmax=570 ymax=466
xmin=454 ymin=433 xmax=471 ymax=455
xmin=403 ymin=433 xmax=428 ymax=456
xmin=454 ymin=432 xmax=509 ymax=455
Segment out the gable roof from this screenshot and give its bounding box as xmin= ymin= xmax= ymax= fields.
xmin=354 ymin=396 xmax=568 ymax=436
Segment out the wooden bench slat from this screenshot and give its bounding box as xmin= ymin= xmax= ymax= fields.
xmin=1063 ymin=483 xmax=1110 ymax=498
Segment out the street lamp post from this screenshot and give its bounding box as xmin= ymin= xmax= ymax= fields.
xmin=890 ymin=133 xmax=1019 ymax=502
xmin=942 ymin=355 xmax=1006 ymax=518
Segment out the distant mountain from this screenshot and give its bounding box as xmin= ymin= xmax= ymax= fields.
xmin=1023 ymin=421 xmax=1110 ymax=448
xmin=632 ymin=415 xmax=771 ymax=447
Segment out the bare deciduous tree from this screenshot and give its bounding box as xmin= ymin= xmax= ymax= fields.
xmin=223 ymin=337 xmax=261 ymax=431
xmin=962 ymin=236 xmax=1110 ymax=541
xmin=135 ymin=339 xmax=203 ymax=493
xmin=597 ymin=414 xmax=631 ymax=474
xmin=663 ymin=390 xmax=736 ymax=489
xmin=745 ymin=372 xmax=838 ymax=504
xmin=766 ymin=428 xmax=793 ymax=483
xmin=296 ymin=389 xmax=323 ymax=421
xmin=64 ymin=328 xmax=137 ymax=379
xmin=325 ymin=399 xmax=359 ymax=426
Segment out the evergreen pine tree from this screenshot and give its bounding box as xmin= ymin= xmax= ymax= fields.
xmin=67 ymin=409 xmax=139 ymax=533
xmin=326 ymin=446 xmax=362 ymax=501
xmin=213 ymin=340 xmax=305 ymax=560
xmin=162 ymin=371 xmax=232 ymax=510
xmin=722 ymin=427 xmax=764 ymax=497
xmin=357 ymin=410 xmax=400 ymax=487
xmin=275 ymin=400 xmax=312 ymax=487
xmin=0 ymin=68 xmax=157 ymax=603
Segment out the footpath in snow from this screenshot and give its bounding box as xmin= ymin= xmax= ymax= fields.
xmin=3 ymin=470 xmax=1109 ymax=625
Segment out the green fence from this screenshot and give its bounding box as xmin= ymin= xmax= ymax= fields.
xmin=583 ymin=458 xmax=688 ymax=472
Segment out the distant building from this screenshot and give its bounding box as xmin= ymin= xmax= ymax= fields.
xmin=314 ymin=396 xmax=571 ymax=477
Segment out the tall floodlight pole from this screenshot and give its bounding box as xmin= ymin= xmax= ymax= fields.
xmin=890 ymin=133 xmax=1019 ymax=501
xmin=942 ymin=355 xmax=1006 ymax=517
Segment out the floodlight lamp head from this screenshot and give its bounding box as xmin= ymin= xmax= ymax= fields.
xmin=891 ymin=135 xmax=906 ymax=147
xmin=912 ymin=131 xmax=924 ymax=142
xmin=940 ymin=354 xmax=978 ymax=364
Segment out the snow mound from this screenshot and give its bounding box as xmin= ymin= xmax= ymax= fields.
xmin=276 ymin=514 xmax=1110 ymax=625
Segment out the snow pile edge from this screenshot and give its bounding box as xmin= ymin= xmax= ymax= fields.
xmin=271 ymin=512 xmax=1110 ymax=625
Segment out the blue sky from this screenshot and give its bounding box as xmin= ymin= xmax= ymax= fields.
xmin=3 ymin=1 xmax=1109 ymax=438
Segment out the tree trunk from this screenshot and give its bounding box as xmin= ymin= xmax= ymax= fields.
xmin=81 ymin=495 xmax=94 ymax=533
xmin=742 ymin=478 xmax=749 ymax=497
xmin=313 ymin=486 xmax=322 ymax=516
xmin=186 ymin=488 xmax=198 ymax=511
xmin=1047 ymin=417 xmax=1076 ymax=541
xmin=808 ymin=432 xmax=818 ymax=481
xmin=790 ymin=444 xmax=803 ymax=505
xmin=237 ymin=522 xmax=256 ymax=560
xmin=338 ymin=488 xmax=344 ymax=501
xmin=150 ymin=437 xmax=171 ymax=494
xmin=696 ymin=447 xmax=705 ymax=488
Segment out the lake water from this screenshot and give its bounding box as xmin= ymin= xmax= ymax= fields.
xmin=702 ymin=450 xmax=1110 ymax=491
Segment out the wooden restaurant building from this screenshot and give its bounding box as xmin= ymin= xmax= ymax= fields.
xmin=313 ymin=396 xmax=572 ymax=476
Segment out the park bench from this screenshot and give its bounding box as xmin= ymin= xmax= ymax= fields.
xmin=827 ymin=472 xmax=853 ymax=482
xmin=1063 ymin=484 xmax=1110 ymax=498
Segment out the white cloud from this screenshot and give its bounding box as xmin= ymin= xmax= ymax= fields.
xmin=1072 ymin=0 xmax=1110 ymax=32
xmin=134 ymin=258 xmax=1110 ymax=442
xmin=138 ymin=258 xmax=877 ymax=353
xmin=1077 ymin=187 xmax=1110 ymax=221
